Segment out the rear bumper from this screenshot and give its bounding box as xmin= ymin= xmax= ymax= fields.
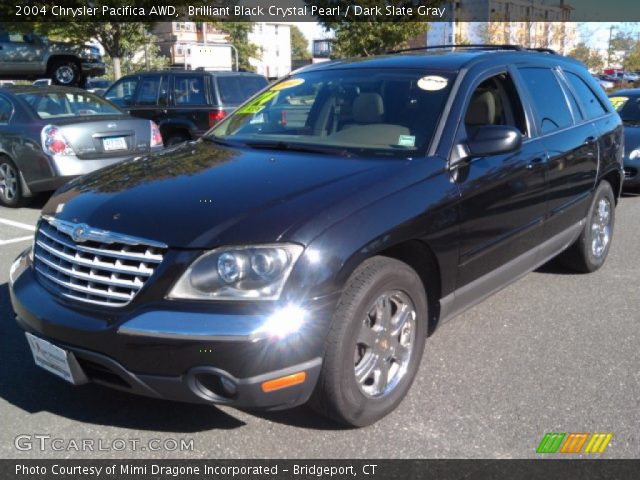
xmin=9 ymin=249 xmax=334 ymax=410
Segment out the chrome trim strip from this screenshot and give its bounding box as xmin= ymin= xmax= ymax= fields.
xmin=35 ymin=266 xmax=134 ymax=301
xmin=42 ymin=215 xmax=168 ymax=248
xmin=39 ymin=225 xmax=163 ymax=263
xmin=35 ymin=253 xmax=144 ymax=290
xmin=36 ymin=239 xmax=154 ymax=276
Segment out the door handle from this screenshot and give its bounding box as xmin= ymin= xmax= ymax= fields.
xmin=526 ymin=157 xmax=546 ymax=169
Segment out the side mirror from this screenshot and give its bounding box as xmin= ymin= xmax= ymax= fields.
xmin=467 ymin=125 xmax=522 ymax=157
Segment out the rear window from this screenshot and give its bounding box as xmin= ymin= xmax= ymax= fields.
xmin=18 ymin=91 xmax=121 ymax=119
xmin=217 ymin=75 xmax=268 ymax=104
xmin=174 ymin=76 xmax=206 ymax=105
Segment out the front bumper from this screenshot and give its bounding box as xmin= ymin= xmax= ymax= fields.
xmin=81 ymin=60 xmax=106 ymax=77
xmin=9 ymin=249 xmax=334 ymax=410
xmin=623 ymin=157 xmax=640 ymax=188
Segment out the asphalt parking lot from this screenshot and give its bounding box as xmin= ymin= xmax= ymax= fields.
xmin=0 ymin=193 xmax=639 ymax=459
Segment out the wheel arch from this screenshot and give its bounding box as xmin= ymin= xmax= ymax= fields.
xmin=46 ymin=55 xmax=81 ymax=74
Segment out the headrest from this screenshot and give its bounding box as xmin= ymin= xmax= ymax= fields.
xmin=466 ymin=90 xmax=496 ymax=126
xmin=352 ymin=93 xmax=384 ymax=123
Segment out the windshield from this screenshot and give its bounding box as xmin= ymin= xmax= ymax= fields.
xmin=609 ymin=95 xmax=640 ymax=123
xmin=18 ymin=91 xmax=122 ymax=119
xmin=209 ymin=69 xmax=455 ymax=157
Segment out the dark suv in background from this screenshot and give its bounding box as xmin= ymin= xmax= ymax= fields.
xmin=9 ymin=46 xmax=624 ymax=427
xmin=104 ymin=70 xmax=268 ymax=145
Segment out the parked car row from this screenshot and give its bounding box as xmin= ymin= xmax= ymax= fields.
xmin=7 ymin=45 xmax=627 ymax=427
xmin=0 ymin=70 xmax=267 ymax=206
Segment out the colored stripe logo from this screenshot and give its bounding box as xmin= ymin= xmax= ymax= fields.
xmin=537 ymin=433 xmax=612 ymax=454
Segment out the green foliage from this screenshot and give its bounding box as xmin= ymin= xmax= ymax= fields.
xmin=208 ymin=22 xmax=259 ymax=72
xmin=569 ymin=43 xmax=604 ymax=72
xmin=290 ymin=25 xmax=311 ymax=60
xmin=103 ymin=37 xmax=169 ymax=80
xmin=307 ymin=0 xmax=445 ymax=57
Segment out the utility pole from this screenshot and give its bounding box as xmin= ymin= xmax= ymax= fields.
xmin=607 ymin=25 xmax=615 ymax=68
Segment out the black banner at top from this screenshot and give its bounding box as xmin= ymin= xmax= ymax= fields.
xmin=1 ymin=0 xmax=640 ymax=23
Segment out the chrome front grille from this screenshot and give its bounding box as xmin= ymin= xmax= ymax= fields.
xmin=33 ymin=217 xmax=167 ymax=307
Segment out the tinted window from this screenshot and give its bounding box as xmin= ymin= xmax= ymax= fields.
xmin=105 ymin=77 xmax=138 ymax=107
xmin=565 ymin=72 xmax=607 ymax=119
xmin=18 ymin=91 xmax=121 ymax=119
xmin=136 ymin=75 xmax=168 ymax=106
xmin=217 ymin=76 xmax=268 ymax=104
xmin=174 ymin=76 xmax=206 ymax=105
xmin=520 ymin=67 xmax=573 ymax=135
xmin=0 ymin=96 xmax=12 ymax=123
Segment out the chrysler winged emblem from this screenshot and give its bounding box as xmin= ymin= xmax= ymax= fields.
xmin=71 ymin=224 xmax=89 ymax=243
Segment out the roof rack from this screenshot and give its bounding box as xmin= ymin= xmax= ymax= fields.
xmin=388 ymin=44 xmax=557 ymax=55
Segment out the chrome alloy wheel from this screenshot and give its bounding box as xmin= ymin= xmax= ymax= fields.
xmin=591 ymin=197 xmax=612 ymax=258
xmin=55 ymin=65 xmax=75 ymax=84
xmin=0 ymin=162 xmax=18 ymax=202
xmin=354 ymin=290 xmax=416 ymax=398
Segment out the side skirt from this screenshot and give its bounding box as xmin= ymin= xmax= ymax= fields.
xmin=439 ymin=219 xmax=586 ymax=324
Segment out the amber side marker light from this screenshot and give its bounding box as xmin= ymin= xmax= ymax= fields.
xmin=261 ymin=372 xmax=306 ymax=393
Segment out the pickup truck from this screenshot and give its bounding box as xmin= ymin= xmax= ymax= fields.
xmin=0 ymin=32 xmax=105 ymax=87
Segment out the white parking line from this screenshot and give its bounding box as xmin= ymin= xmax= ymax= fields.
xmin=0 ymin=235 xmax=33 ymax=246
xmin=0 ymin=218 xmax=36 ymax=232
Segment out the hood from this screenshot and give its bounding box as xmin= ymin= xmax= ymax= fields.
xmin=42 ymin=140 xmax=407 ymax=248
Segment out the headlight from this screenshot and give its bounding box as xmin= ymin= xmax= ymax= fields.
xmin=629 ymin=148 xmax=640 ymax=160
xmin=168 ymin=244 xmax=304 ymax=301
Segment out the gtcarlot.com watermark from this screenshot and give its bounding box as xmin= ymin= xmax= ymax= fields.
xmin=14 ymin=434 xmax=194 ymax=452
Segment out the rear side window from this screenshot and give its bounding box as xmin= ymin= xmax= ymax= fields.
xmin=519 ymin=67 xmax=573 ymax=135
xmin=217 ymin=76 xmax=268 ymax=105
xmin=136 ymin=75 xmax=168 ymax=106
xmin=564 ymin=72 xmax=607 ymax=119
xmin=174 ymin=75 xmax=206 ymax=105
xmin=105 ymin=77 xmax=138 ymax=107
xmin=0 ymin=96 xmax=12 ymax=124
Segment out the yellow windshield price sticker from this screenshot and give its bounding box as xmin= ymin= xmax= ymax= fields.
xmin=270 ymin=78 xmax=305 ymax=91
xmin=237 ymin=90 xmax=278 ymax=115
xmin=608 ymin=96 xmax=628 ymax=111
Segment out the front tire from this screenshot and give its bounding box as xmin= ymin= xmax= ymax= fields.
xmin=51 ymin=60 xmax=80 ymax=86
xmin=310 ymin=256 xmax=428 ymax=427
xmin=560 ymin=181 xmax=615 ymax=273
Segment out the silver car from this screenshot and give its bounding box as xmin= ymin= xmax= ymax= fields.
xmin=0 ymin=86 xmax=163 ymax=207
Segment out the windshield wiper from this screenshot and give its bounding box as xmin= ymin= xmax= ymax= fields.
xmin=201 ymin=136 xmax=242 ymax=147
xmin=244 ymin=141 xmax=357 ymax=157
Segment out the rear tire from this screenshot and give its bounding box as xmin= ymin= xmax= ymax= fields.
xmin=559 ymin=181 xmax=615 ymax=273
xmin=50 ymin=60 xmax=80 ymax=86
xmin=0 ymin=156 xmax=25 ymax=208
xmin=310 ymin=256 xmax=428 ymax=427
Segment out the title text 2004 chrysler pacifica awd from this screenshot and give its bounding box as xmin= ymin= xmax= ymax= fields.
xmin=9 ymin=46 xmax=624 ymax=426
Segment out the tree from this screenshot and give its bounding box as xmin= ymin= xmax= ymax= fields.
xmin=290 ymin=25 xmax=311 ymax=60
xmin=104 ymin=35 xmax=169 ymax=79
xmin=307 ymin=0 xmax=446 ymax=57
xmin=623 ymin=42 xmax=640 ymax=71
xmin=208 ymin=22 xmax=259 ymax=72
xmin=569 ymin=43 xmax=604 ymax=72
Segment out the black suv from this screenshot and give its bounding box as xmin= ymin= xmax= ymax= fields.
xmin=9 ymin=46 xmax=624 ymax=427
xmin=103 ymin=70 xmax=268 ymax=145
